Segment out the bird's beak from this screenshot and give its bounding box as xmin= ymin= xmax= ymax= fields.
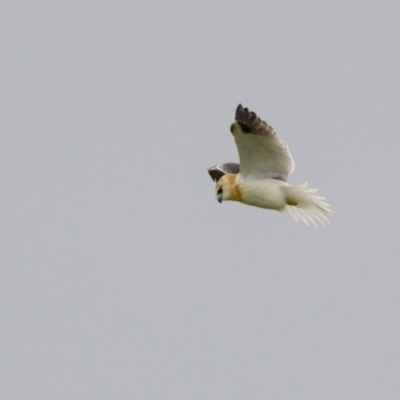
xmin=217 ymin=196 xmax=222 ymax=204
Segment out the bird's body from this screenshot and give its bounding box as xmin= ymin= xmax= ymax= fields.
xmin=208 ymin=104 xmax=332 ymax=227
xmin=220 ymin=174 xmax=289 ymax=211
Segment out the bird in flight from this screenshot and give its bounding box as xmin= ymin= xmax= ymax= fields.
xmin=208 ymin=104 xmax=332 ymax=227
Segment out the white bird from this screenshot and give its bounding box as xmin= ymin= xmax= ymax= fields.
xmin=208 ymin=104 xmax=332 ymax=227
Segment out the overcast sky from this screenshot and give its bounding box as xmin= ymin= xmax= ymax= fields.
xmin=1 ymin=1 xmax=400 ymax=399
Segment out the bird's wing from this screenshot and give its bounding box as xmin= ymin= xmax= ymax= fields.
xmin=231 ymin=104 xmax=295 ymax=181
xmin=207 ymin=163 xmax=240 ymax=182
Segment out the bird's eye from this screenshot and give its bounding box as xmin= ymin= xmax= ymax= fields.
xmin=217 ymin=187 xmax=223 ymax=195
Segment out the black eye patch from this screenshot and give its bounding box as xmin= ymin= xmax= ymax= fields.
xmin=217 ymin=187 xmax=223 ymax=195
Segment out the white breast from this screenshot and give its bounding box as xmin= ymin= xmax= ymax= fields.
xmin=238 ymin=175 xmax=289 ymax=211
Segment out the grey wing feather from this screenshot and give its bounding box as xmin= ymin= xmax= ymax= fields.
xmin=232 ymin=104 xmax=295 ymax=181
xmin=207 ymin=163 xmax=240 ymax=182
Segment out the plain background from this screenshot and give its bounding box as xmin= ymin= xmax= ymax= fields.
xmin=1 ymin=1 xmax=400 ymax=399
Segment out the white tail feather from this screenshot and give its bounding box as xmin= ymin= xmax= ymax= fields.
xmin=282 ymin=182 xmax=332 ymax=227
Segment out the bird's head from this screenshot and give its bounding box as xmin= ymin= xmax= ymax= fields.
xmin=215 ymin=174 xmax=242 ymax=203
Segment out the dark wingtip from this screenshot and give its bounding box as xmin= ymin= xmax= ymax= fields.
xmin=207 ymin=163 xmax=240 ymax=182
xmin=235 ymin=104 xmax=244 ymax=120
xmin=234 ymin=104 xmax=264 ymax=133
xmin=207 ymin=166 xmax=224 ymax=182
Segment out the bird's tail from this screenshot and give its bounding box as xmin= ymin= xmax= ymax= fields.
xmin=281 ymin=182 xmax=332 ymax=227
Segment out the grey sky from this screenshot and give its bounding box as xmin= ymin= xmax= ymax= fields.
xmin=1 ymin=1 xmax=400 ymax=399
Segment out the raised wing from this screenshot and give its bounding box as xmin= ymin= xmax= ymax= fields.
xmin=231 ymin=104 xmax=295 ymax=181
xmin=207 ymin=163 xmax=240 ymax=182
